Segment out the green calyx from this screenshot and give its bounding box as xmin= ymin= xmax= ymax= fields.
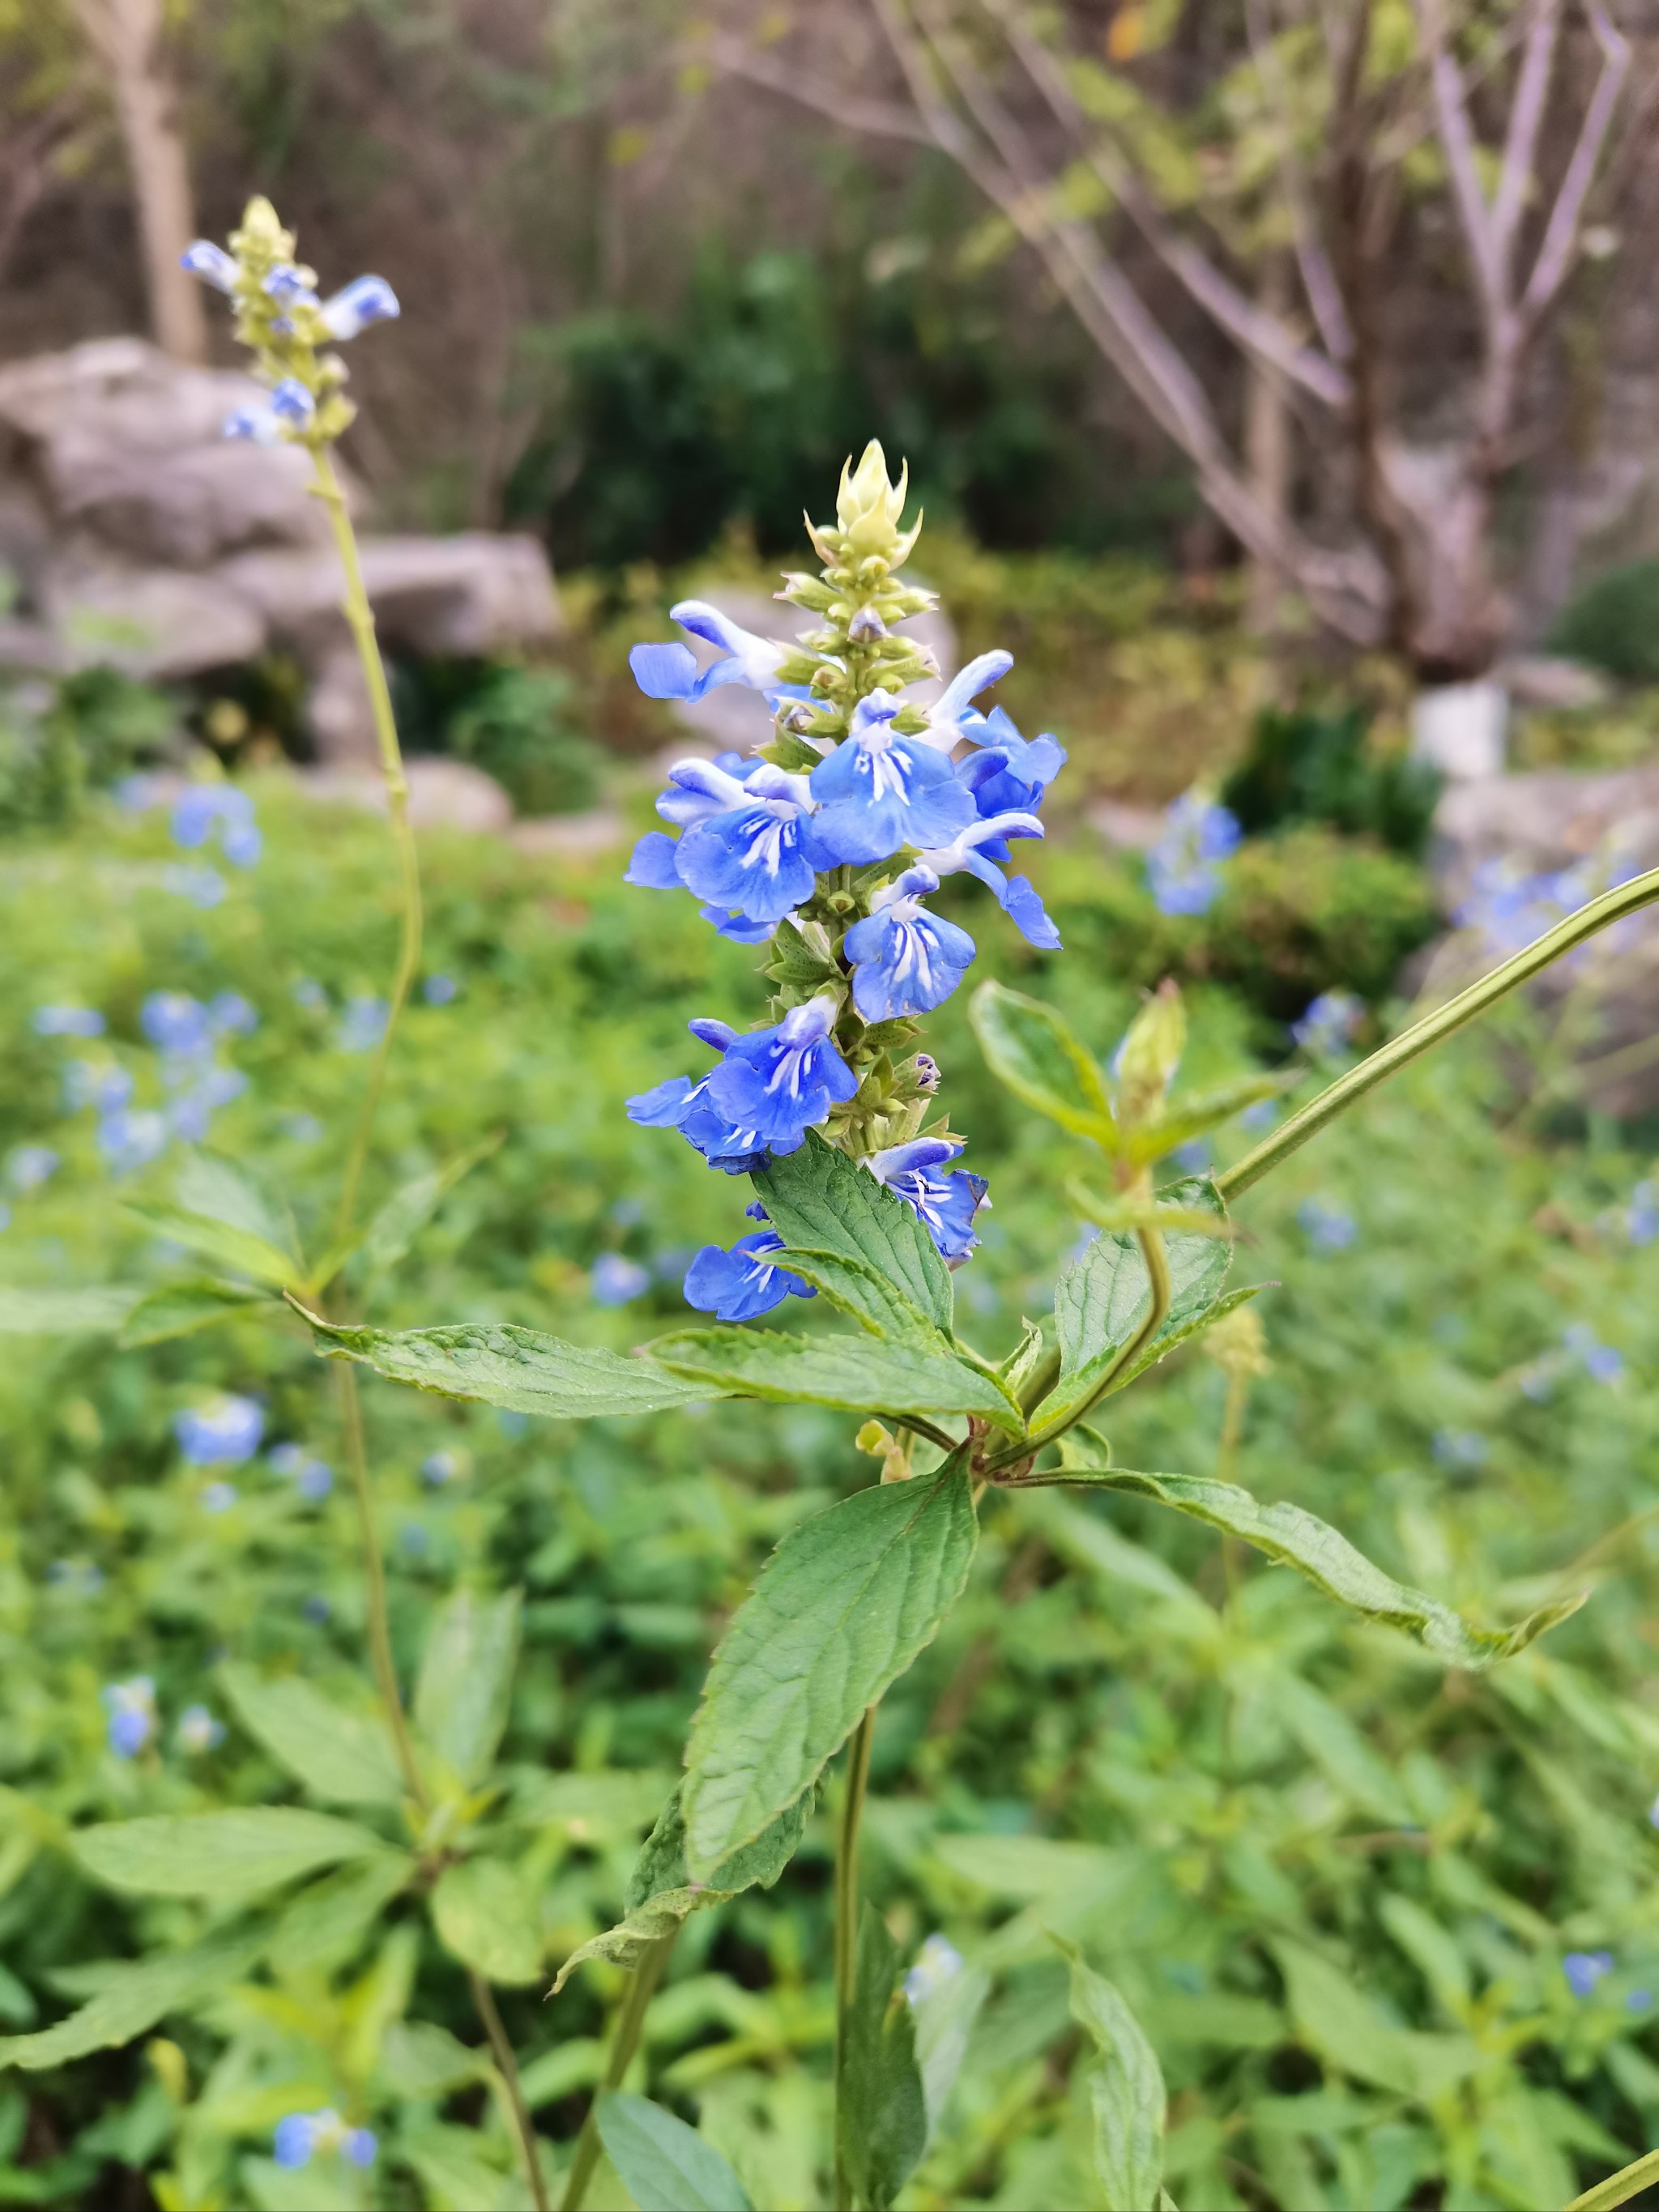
xmin=222 ymin=195 xmax=356 ymax=448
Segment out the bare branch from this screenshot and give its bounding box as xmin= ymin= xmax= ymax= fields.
xmin=1520 ymin=0 xmax=1631 ymax=326
xmin=1243 ymin=0 xmax=1356 ymax=364
xmin=1412 ymin=0 xmax=1503 ymax=322
xmin=1492 ymin=0 xmax=1563 ymax=272
xmin=703 ymin=32 xmax=933 ymax=145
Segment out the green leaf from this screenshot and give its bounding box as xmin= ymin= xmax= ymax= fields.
xmin=219 ymin=1664 xmax=404 ymax=1806
xmin=1270 ymin=1938 xmax=1478 ymax=2101
xmin=126 ymin=1201 xmax=297 ymax=1288
xmin=72 ymin=1809 xmax=386 ymax=1899
xmin=970 ymin=978 xmax=1116 ymax=1143
xmin=595 ymin=2091 xmax=753 ymax=2212
xmin=749 ymin=1133 xmax=953 ymax=1336
xmin=271 ymin=1854 xmax=416 ymax=1971
xmin=1061 ymin=1940 xmax=1166 ymax=2212
xmin=288 ymin=1303 xmax=726 ymax=1419
xmin=355 ymin=1134 xmax=501 ymax=1281
xmin=911 ymin=1959 xmax=989 ymax=2144
xmin=430 ymin=1856 xmax=544 ymax=1986
xmin=1032 ymin=1465 xmax=1582 ymax=1665
xmin=414 ymin=1588 xmax=521 ymax=1788
xmin=838 ymin=1906 xmax=928 ymax=2212
xmin=650 ymin=1328 xmax=1021 ymax=1434
xmin=1043 ymin=1179 xmax=1231 ymax=1423
xmin=1139 ymin=1071 xmax=1295 ymax=1160
xmin=552 ymin=1788 xmax=806 ymax=1993
xmin=682 ymin=1460 xmax=978 ymax=1878
xmin=117 ymin=1276 xmax=274 ymax=1347
xmin=0 ymin=1933 xmax=260 ymax=2072
xmin=0 ymin=1285 xmax=141 ymax=1334
xmin=379 ymin=2018 xmax=487 ymax=2099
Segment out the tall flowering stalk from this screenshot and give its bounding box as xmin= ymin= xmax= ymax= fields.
xmin=625 ymin=441 xmax=1064 ymax=1316
xmin=181 ymin=203 xmax=550 ymax=2212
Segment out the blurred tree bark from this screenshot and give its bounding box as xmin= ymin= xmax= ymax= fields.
xmin=72 ymin=0 xmax=205 ymax=362
xmin=711 ymin=0 xmax=1648 ymax=680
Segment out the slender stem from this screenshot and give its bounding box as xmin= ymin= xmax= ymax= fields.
xmin=833 ymin=1705 xmax=877 ymax=2212
xmin=470 ymin=1971 xmax=552 ymax=2212
xmin=308 ymin=442 xmax=424 ymax=1251
xmin=1216 ymin=862 xmax=1659 ymax=1201
xmin=559 ymin=1932 xmax=677 ymax=2212
xmin=335 ymin=1359 xmax=427 ymax=1805
xmin=1565 ymin=2146 xmax=1659 ymax=2212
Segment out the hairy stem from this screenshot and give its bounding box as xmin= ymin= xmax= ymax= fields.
xmin=470 ymin=1971 xmax=551 ymax=2212
xmin=1217 ymin=862 xmax=1659 ymax=1200
xmin=308 ymin=443 xmax=424 ymax=1251
xmin=559 ymin=1932 xmax=677 ymax=2212
xmin=833 ymin=1704 xmax=877 ymax=2212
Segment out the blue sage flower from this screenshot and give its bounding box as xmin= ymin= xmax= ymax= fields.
xmin=103 ymin=1677 xmax=157 ymax=1758
xmin=224 ymin=403 xmax=283 ymax=445
xmin=684 ymin=1230 xmax=816 ymax=1322
xmin=181 ymin=241 xmax=238 ymax=291
xmin=318 ymin=275 xmax=400 ymax=340
xmin=142 ymin=991 xmax=212 ymax=1057
xmin=808 ymin=693 xmax=975 ymax=865
xmin=273 ymin=2111 xmax=377 ymax=2171
xmin=592 ymin=1253 xmax=652 ymax=1306
xmin=630 ymin=599 xmax=789 ymax=704
xmin=706 ymin=998 xmax=858 ymax=1150
xmin=868 ymin=1138 xmax=987 ymax=1262
xmin=957 ymin=705 xmax=1067 ymax=825
xmin=171 ymin=784 xmax=260 ymax=866
xmin=270 ymin=377 xmax=315 ymax=428
xmin=1564 ymin=1950 xmax=1614 ymax=1997
xmin=1292 ymin=990 xmax=1364 ymax=1055
xmin=1145 ymin=791 xmax=1241 ymax=918
xmin=915 ymin=650 xmax=1015 ymax=747
xmin=32 ymin=1004 xmax=104 ymax=1038
xmin=673 ymin=764 xmax=828 ymax=925
xmin=844 ymin=867 xmax=975 ymax=1020
xmin=627 ymin=1021 xmax=772 ymax=1174
xmin=175 ymin=1394 xmax=264 ymax=1467
xmin=916 ymin=814 xmax=1060 ymax=949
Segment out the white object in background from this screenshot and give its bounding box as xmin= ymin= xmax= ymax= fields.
xmin=1410 ymin=680 xmax=1508 ymax=780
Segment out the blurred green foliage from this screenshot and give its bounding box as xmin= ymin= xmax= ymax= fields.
xmin=0 ymin=784 xmax=1657 ymax=2206
xmin=1547 ymin=560 xmax=1659 ymax=685
xmin=0 ymin=672 xmax=181 ymax=833
xmin=1222 ymin=703 xmax=1443 ymax=862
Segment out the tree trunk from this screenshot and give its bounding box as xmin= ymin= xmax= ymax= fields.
xmin=1243 ymin=251 xmax=1293 ymax=634
xmin=75 ymin=0 xmax=207 ymax=364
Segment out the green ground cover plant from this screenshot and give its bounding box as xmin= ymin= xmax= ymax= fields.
xmin=3 ymin=200 xmax=1659 ymax=2212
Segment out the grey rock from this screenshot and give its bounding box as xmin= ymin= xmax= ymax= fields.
xmin=509 ymin=808 xmax=628 ymax=858
xmin=220 ymin=533 xmax=558 ymax=659
xmin=293 ymin=757 xmax=516 ymax=835
xmin=1497 ymin=655 xmax=1614 ymax=712
xmin=42 ymin=561 xmax=264 ymax=680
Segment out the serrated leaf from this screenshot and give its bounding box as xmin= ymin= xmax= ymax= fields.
xmin=1031 ymin=1465 xmax=1582 ymax=1664
xmin=970 ymin=980 xmax=1115 ymax=1143
xmin=430 ymin=1856 xmax=543 ymax=1986
xmin=126 ymin=1201 xmax=297 ymax=1288
xmin=1060 ymin=1940 xmax=1166 ymax=2212
xmin=682 ymin=1460 xmax=978 ymax=1878
xmin=553 ymin=1789 xmax=806 ymax=1993
xmin=749 ymin=1134 xmax=953 ymax=1333
xmin=220 ymin=1664 xmax=404 ymax=1806
xmin=650 ymin=1328 xmax=1021 ymax=1433
xmin=414 ymin=1588 xmax=521 ymax=1788
xmin=839 ymin=1907 xmax=927 ymax=2212
xmin=0 ymin=1285 xmax=141 ymax=1333
xmin=596 ymin=2091 xmax=753 ymax=2212
xmin=73 ymin=1809 xmax=385 ymax=1899
xmin=117 ymin=1276 xmax=274 ymax=1347
xmin=770 ymin=1247 xmax=946 ymax=1349
xmin=0 ymin=1933 xmax=262 ymax=2072
xmin=289 ymin=1302 xmax=726 ymax=1417
xmin=1042 ymin=1179 xmax=1231 ymax=1424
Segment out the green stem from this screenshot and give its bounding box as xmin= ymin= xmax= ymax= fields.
xmin=560 ymin=1932 xmax=676 ymax=2212
xmin=986 ymin=1221 xmax=1171 ymax=1474
xmin=309 ymin=442 xmax=424 ymax=1252
xmin=1216 ymin=862 xmax=1659 ymax=1201
xmin=469 ymin=1971 xmax=552 ymax=2212
xmin=335 ymin=1359 xmax=427 ymax=1807
xmin=834 ymin=1705 xmax=877 ymax=2212
xmin=1565 ymin=2146 xmax=1659 ymax=2212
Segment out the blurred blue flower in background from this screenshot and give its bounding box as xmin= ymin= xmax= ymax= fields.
xmin=273 ymin=2111 xmax=377 ymax=2171
xmin=591 ymin=1253 xmax=652 ymax=1306
xmin=103 ymin=1677 xmax=156 ymax=1758
xmin=1565 ymin=1950 xmax=1614 ymax=1997
xmin=32 ymin=1005 xmax=104 ymax=1038
xmin=1299 ymin=1196 xmax=1358 ymax=1252
xmin=175 ymin=1395 xmax=264 ymax=1466
xmin=1145 ymin=791 xmax=1241 ymax=918
xmin=1564 ymin=1323 xmax=1623 ymax=1383
xmin=1292 ymin=990 xmax=1364 ymax=1056
xmin=177 ymin=1704 xmax=224 ymax=1754
xmin=8 ymin=1145 xmax=58 ymax=1192
xmin=423 ymin=973 xmax=458 ymax=1005
xmin=171 ymin=785 xmax=261 ymax=867
xmin=338 ymin=997 xmax=390 ymax=1053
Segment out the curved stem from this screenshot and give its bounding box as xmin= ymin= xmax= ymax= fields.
xmin=833 ymin=1704 xmax=877 ymax=2212
xmin=1216 ymin=862 xmax=1659 ymax=1201
xmin=308 ymin=443 xmax=424 ymax=1252
xmin=470 ymin=1971 xmax=551 ymax=2212
xmin=559 ymin=1931 xmax=677 ymax=2212
xmin=1565 ymin=2146 xmax=1659 ymax=2212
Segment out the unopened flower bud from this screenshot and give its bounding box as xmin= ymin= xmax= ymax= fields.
xmin=1114 ymin=978 xmax=1186 ymax=1130
xmin=847 ymin=606 xmax=889 ymax=643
